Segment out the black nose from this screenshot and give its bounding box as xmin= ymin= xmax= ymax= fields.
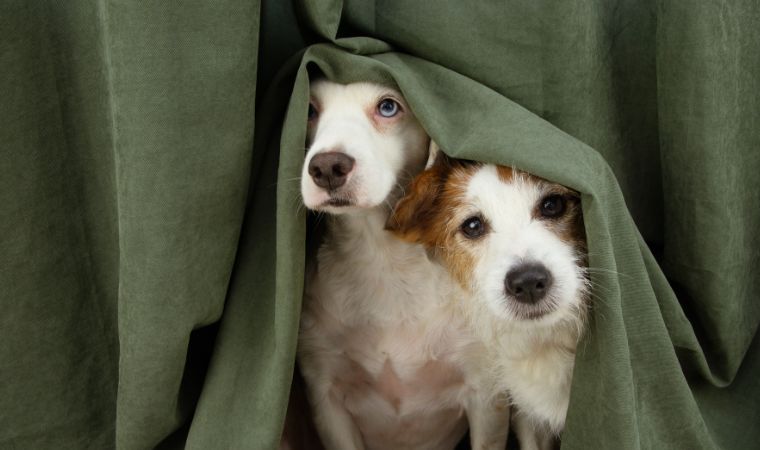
xmin=308 ymin=152 xmax=355 ymax=190
xmin=505 ymin=263 xmax=553 ymax=304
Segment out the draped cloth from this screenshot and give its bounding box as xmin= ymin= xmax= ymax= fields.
xmin=1 ymin=1 xmax=758 ymax=448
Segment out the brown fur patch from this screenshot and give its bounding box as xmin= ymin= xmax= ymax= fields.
xmin=433 ymin=165 xmax=481 ymax=289
xmin=496 ymin=165 xmax=514 ymax=183
xmin=530 ymin=183 xmax=586 ymax=262
xmin=385 ymin=163 xmax=446 ymax=245
xmin=387 ymin=153 xmax=483 ymax=291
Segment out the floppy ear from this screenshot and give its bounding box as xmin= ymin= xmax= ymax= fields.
xmin=385 ymin=169 xmax=441 ymax=244
xmin=386 ymin=149 xmax=450 ymax=245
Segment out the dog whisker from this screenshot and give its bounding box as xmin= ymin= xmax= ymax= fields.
xmin=584 ymin=267 xmax=633 ymax=279
xmin=586 ymin=283 xmax=615 ymax=297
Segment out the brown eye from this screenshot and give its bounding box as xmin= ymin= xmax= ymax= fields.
xmin=308 ymin=103 xmax=318 ymax=120
xmin=461 ymin=216 xmax=485 ymax=239
xmin=539 ymin=195 xmax=566 ymax=218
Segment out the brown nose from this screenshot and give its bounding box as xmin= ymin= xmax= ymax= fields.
xmin=308 ymin=152 xmax=355 ymax=190
xmin=505 ymin=262 xmax=553 ymax=304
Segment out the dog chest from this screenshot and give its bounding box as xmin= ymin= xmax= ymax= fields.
xmin=329 ymin=324 xmax=470 ymax=450
xmin=300 ymin=274 xmax=473 ymax=445
xmin=496 ymin=341 xmax=576 ymax=433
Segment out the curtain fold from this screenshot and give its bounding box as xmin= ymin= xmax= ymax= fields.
xmin=1 ymin=0 xmax=757 ymax=449
xmin=1 ymin=2 xmax=119 ymax=448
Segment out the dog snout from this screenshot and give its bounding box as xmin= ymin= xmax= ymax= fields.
xmin=505 ymin=262 xmax=553 ymax=304
xmin=308 ymin=152 xmax=355 ymax=191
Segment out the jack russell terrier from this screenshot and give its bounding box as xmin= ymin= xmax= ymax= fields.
xmin=387 ymin=148 xmax=590 ymax=450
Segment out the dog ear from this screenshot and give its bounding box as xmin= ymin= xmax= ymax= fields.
xmin=386 ymin=151 xmax=449 ymax=245
xmin=427 ymin=143 xmax=461 ymax=171
xmin=424 ymin=140 xmax=441 ymax=169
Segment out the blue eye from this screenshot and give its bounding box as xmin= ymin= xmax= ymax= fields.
xmin=308 ymin=103 xmax=318 ymax=120
xmin=377 ymin=99 xmax=400 ymax=117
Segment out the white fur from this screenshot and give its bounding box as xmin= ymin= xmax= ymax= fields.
xmin=301 ymin=81 xmax=428 ymax=213
xmin=298 ymin=81 xmax=509 ymax=450
xmin=457 ymin=166 xmax=588 ymax=450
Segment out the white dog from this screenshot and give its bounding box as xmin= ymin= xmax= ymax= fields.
xmin=297 ymin=80 xmax=509 ymax=450
xmin=387 ymin=149 xmax=590 ymax=450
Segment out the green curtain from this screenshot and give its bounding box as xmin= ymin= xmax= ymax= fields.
xmin=1 ymin=1 xmax=757 ymax=449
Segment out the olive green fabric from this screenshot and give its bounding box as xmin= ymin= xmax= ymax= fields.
xmin=1 ymin=1 xmax=758 ymax=449
xmin=1 ymin=1 xmax=260 ymax=448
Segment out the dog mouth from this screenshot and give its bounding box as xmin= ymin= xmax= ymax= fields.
xmin=316 ymin=190 xmax=356 ymax=208
xmin=504 ymin=296 xmax=559 ymax=321
xmin=323 ymin=197 xmax=354 ymax=207
xmin=514 ymin=306 xmax=553 ymax=320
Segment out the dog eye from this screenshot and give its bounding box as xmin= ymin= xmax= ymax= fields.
xmin=460 ymin=216 xmax=485 ymax=239
xmin=308 ymin=103 xmax=318 ymax=121
xmin=377 ymin=99 xmax=400 ymax=118
xmin=539 ymin=195 xmax=566 ymax=218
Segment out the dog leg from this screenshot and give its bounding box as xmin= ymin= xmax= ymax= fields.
xmin=310 ymin=390 xmax=365 ymax=450
xmin=513 ymin=413 xmax=557 ymax=450
xmin=465 ymin=394 xmax=510 ymax=450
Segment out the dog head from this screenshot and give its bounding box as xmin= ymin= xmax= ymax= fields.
xmin=387 ymin=151 xmax=588 ymax=326
xmin=301 ymin=80 xmax=429 ymax=214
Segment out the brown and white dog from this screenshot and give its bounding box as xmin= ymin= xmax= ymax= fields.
xmin=297 ymin=81 xmax=509 ymax=450
xmin=387 ymin=147 xmax=590 ymax=450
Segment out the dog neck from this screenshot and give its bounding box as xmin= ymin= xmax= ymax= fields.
xmin=325 ymin=206 xmax=405 ymax=256
xmin=318 ymin=204 xmax=446 ymax=324
xmin=481 ymin=312 xmax=582 ymax=360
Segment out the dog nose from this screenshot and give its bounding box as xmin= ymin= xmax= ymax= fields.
xmin=308 ymin=152 xmax=355 ymax=190
xmin=505 ymin=263 xmax=553 ymax=304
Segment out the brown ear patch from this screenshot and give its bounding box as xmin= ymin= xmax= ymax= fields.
xmin=385 ymin=157 xmax=448 ymax=245
xmin=387 ymin=153 xmax=484 ymax=291
xmin=385 ymin=150 xmax=471 ymax=243
xmin=496 ymin=165 xmax=514 ymax=183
